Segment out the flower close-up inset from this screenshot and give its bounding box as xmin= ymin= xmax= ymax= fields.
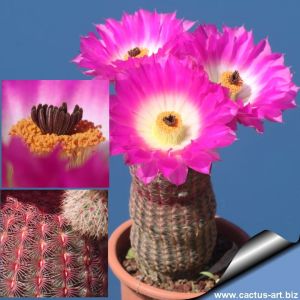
xmin=2 ymin=80 xmax=109 ymax=188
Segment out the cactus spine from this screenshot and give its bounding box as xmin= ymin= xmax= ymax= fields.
xmin=62 ymin=190 xmax=108 ymax=240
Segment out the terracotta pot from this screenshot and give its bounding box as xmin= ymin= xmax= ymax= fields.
xmin=109 ymin=217 xmax=249 ymax=300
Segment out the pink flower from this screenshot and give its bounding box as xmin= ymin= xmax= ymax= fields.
xmin=73 ymin=9 xmax=194 ymax=80
xmin=110 ymin=57 xmax=237 ymax=185
xmin=2 ymin=80 xmax=109 ymax=188
xmin=173 ymin=25 xmax=298 ymax=132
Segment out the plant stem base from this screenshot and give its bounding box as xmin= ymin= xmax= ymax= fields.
xmin=129 ymin=167 xmax=217 ymax=281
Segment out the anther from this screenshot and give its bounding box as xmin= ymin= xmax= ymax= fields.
xmin=230 ymin=70 xmax=243 ymax=85
xmin=31 ymin=102 xmax=83 ymax=135
xmin=163 ymin=115 xmax=177 ymax=127
xmin=128 ymin=47 xmax=141 ymax=57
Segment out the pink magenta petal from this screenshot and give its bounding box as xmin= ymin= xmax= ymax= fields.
xmin=196 ymin=125 xmax=237 ymax=148
xmin=237 ymin=102 xmax=264 ymax=133
xmin=125 ymin=149 xmax=152 ymax=165
xmin=182 ymin=149 xmax=218 ymax=174
xmin=2 ymin=138 xmax=109 ymax=188
xmin=136 ymin=162 xmax=159 ymax=184
xmin=158 ymin=157 xmax=188 ymax=186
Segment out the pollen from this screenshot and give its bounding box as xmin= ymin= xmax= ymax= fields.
xmin=124 ymin=47 xmax=149 ymax=60
xmin=152 ymin=111 xmax=186 ymax=147
xmin=220 ymin=70 xmax=243 ymax=99
xmin=9 ymin=118 xmax=105 ymax=168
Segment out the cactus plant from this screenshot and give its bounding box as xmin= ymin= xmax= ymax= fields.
xmin=62 ymin=190 xmax=108 ymax=240
xmin=110 ymin=57 xmax=238 ymax=284
xmin=77 ymin=9 xmax=298 ymax=299
xmin=0 ymin=191 xmax=107 ymax=297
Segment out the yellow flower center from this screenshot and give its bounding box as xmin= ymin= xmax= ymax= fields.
xmin=124 ymin=47 xmax=149 ymax=60
xmin=220 ymin=70 xmax=243 ymax=100
xmin=10 ymin=105 xmax=105 ymax=168
xmin=152 ymin=111 xmax=186 ymax=147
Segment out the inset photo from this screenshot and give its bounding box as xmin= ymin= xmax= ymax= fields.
xmin=1 ymin=80 xmax=109 ymax=188
xmin=0 ymin=189 xmax=108 ymax=297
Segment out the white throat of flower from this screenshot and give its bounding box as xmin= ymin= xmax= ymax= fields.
xmin=206 ymin=65 xmax=258 ymax=104
xmin=120 ymin=41 xmax=162 ymax=61
xmin=135 ymin=94 xmax=201 ymax=151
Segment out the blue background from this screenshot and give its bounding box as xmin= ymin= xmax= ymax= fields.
xmin=0 ymin=0 xmax=299 ymax=299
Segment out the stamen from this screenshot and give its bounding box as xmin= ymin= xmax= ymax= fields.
xmin=10 ymin=118 xmax=105 ymax=168
xmin=220 ymin=70 xmax=244 ymax=99
xmin=31 ymin=102 xmax=83 ymax=135
xmin=128 ymin=47 xmax=141 ymax=57
xmin=152 ymin=111 xmax=186 ymax=147
xmin=124 ymin=47 xmax=149 ymax=60
xmin=230 ymin=70 xmax=243 ymax=85
xmin=163 ymin=115 xmax=177 ymax=127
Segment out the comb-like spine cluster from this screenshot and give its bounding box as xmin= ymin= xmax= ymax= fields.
xmin=0 ymin=196 xmax=107 ymax=297
xmin=62 ymin=190 xmax=108 ymax=240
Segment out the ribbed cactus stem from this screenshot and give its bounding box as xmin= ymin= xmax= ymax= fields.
xmin=80 ymin=238 xmax=107 ymax=297
xmin=8 ymin=248 xmax=21 ymax=297
xmin=83 ymin=241 xmax=92 ymax=296
xmin=34 ymin=217 xmax=47 ymax=297
xmin=129 ymin=167 xmax=217 ymax=282
xmin=57 ymin=216 xmax=71 ymax=297
xmin=8 ymin=205 xmax=33 ymax=297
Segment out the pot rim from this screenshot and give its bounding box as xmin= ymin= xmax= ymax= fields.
xmin=109 ymin=217 xmax=249 ymax=300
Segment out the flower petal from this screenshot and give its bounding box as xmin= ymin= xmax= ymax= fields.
xmin=2 ymin=137 xmax=109 ymax=188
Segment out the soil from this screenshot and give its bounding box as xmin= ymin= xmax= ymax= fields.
xmin=122 ymin=233 xmax=236 ymax=293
